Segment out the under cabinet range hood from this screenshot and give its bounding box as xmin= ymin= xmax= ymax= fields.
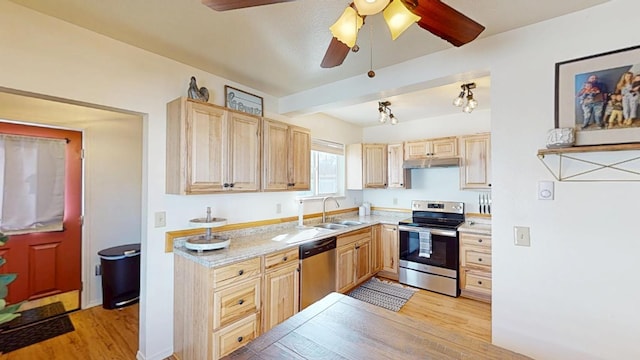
xmin=402 ymin=157 xmax=460 ymax=169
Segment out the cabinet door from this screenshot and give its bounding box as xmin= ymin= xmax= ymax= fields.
xmin=459 ymin=133 xmax=491 ymax=189
xmin=404 ymin=140 xmax=430 ymax=160
xmin=336 ymin=244 xmax=355 ymax=293
xmin=186 ymin=101 xmax=227 ymax=193
xmin=371 ymin=225 xmax=383 ymax=273
xmin=227 ymin=111 xmax=261 ymax=191
xmin=262 ymin=119 xmax=289 ymax=190
xmin=363 ymin=143 xmax=387 ymax=188
xmin=263 ymin=263 xmax=299 ymax=332
xmin=387 ymin=143 xmax=409 ymax=189
xmin=380 ymin=224 xmax=399 ymax=277
xmin=431 ymin=137 xmax=458 ymax=157
xmin=354 ymin=240 xmax=371 ymax=285
xmin=289 ymin=126 xmax=311 ymax=190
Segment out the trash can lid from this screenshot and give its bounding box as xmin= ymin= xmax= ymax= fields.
xmin=98 ymin=243 xmax=141 ymax=259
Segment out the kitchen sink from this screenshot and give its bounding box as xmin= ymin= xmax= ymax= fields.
xmin=314 ymin=223 xmax=349 ymax=230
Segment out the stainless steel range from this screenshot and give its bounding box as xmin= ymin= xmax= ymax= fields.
xmin=398 ymin=200 xmax=464 ymax=297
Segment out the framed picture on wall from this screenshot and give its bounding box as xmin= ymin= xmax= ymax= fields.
xmin=555 ymin=45 xmax=640 ymax=146
xmin=224 ymin=85 xmax=263 ymax=116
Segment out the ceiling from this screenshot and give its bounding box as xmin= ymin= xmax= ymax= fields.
xmin=7 ymin=0 xmax=608 ymax=126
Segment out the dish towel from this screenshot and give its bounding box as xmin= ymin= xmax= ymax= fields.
xmin=418 ymin=230 xmax=431 ymax=258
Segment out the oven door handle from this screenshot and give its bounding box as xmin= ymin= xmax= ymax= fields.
xmin=398 ymin=225 xmax=457 ymax=237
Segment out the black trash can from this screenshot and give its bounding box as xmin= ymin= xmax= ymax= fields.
xmin=98 ymin=243 xmax=141 ymax=310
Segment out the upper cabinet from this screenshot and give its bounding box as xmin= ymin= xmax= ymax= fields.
xmin=262 ymin=118 xmax=311 ymax=191
xmin=387 ymin=143 xmax=410 ymax=189
xmin=347 ymin=143 xmax=388 ymax=190
xmin=166 ymin=97 xmax=261 ymax=194
xmin=459 ymin=133 xmax=491 ymax=189
xmin=404 ymin=136 xmax=457 ymax=160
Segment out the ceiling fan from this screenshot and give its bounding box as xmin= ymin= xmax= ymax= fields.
xmin=201 ymin=0 xmax=484 ymax=68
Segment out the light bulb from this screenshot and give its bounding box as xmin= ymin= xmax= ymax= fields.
xmin=453 ymin=92 xmax=465 ymax=107
xmin=462 ymin=104 xmax=473 ymax=113
xmin=390 ymin=113 xmax=398 ymax=125
xmin=378 ymin=110 xmax=388 ymax=123
xmin=468 ymin=97 xmax=478 ymax=109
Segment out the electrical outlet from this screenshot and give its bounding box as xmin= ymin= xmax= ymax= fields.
xmin=95 ymin=264 xmax=102 ymax=276
xmin=154 ymin=211 xmax=166 ymax=228
xmin=514 ymin=226 xmax=531 ymax=246
xmin=393 ymin=198 xmax=398 ymax=205
xmin=276 ymin=203 xmax=282 ymax=214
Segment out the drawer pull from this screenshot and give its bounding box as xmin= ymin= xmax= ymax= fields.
xmin=238 ymin=299 xmax=245 ymax=305
xmin=477 ymin=280 xmax=483 ymax=285
xmin=478 ymin=239 xmax=483 ymax=243
xmin=478 ymin=258 xmax=483 ymax=262
xmin=283 ymin=256 xmax=288 ymax=261
xmin=238 ymin=269 xmax=244 ymax=276
xmin=237 ymin=336 xmax=243 ymax=343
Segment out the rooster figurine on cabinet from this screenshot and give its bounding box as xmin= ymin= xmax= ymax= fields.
xmin=187 ymin=76 xmax=209 ymax=102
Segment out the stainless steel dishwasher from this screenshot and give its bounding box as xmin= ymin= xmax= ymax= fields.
xmin=299 ymin=236 xmax=337 ymax=310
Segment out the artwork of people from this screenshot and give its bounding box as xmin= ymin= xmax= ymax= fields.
xmin=574 ymin=64 xmax=639 ymax=131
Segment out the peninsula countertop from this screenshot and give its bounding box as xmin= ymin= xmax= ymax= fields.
xmin=222 ymin=292 xmax=531 ymax=360
xmin=173 ymin=213 xmax=408 ymax=269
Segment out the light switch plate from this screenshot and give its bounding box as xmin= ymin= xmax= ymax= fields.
xmin=514 ymin=226 xmax=531 ymax=246
xmin=538 ymin=181 xmax=554 ymax=200
xmin=154 ymin=211 xmax=166 ymax=228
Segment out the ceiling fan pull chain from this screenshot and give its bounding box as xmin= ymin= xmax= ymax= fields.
xmin=368 ymin=22 xmax=375 ymax=78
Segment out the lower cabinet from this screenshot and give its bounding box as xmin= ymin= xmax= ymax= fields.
xmin=263 ymin=248 xmax=299 ymax=333
xmin=459 ymin=231 xmax=492 ymax=303
xmin=376 ymin=224 xmax=399 ymax=280
xmin=336 ymin=227 xmax=372 ymax=293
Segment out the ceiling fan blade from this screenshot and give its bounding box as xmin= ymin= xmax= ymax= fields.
xmin=403 ymin=0 xmax=485 ymax=47
xmin=202 ymin=0 xmax=295 ymax=11
xmin=320 ymin=37 xmax=351 ymax=68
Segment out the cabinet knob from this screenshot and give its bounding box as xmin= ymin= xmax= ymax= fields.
xmin=238 ymin=299 xmax=244 ymax=305
xmin=238 ymin=269 xmax=244 ymax=275
xmin=283 ymin=256 xmax=288 ymax=261
xmin=229 ymin=183 xmax=235 ymax=188
xmin=237 ymin=336 xmax=243 ymax=343
xmin=478 ymin=280 xmax=483 ymax=285
xmin=355 ymin=245 xmax=360 ymax=250
xmin=478 ymin=239 xmax=483 ymax=243
xmin=478 ymin=258 xmax=483 ymax=262
xmin=223 ymin=183 xmax=230 ymax=188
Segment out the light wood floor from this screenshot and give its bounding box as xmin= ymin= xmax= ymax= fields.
xmin=0 ymin=287 xmax=490 ymax=359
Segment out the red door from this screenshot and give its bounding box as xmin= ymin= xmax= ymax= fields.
xmin=0 ymin=122 xmax=82 ymax=306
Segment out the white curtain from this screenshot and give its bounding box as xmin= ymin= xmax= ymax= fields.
xmin=0 ymin=134 xmax=66 ymax=234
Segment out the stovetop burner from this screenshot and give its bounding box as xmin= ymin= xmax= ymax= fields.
xmin=400 ymin=200 xmax=465 ymax=229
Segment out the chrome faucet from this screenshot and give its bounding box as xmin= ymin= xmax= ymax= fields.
xmin=322 ymin=196 xmax=339 ymax=223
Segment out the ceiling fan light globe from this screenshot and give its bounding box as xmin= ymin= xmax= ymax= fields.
xmin=330 ymin=7 xmax=364 ymax=48
xmin=354 ymin=0 xmax=390 ymax=16
xmin=383 ymin=0 xmax=421 ymax=40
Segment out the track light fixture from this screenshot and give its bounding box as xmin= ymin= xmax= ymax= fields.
xmin=453 ymin=82 xmax=478 ymax=113
xmin=378 ymin=100 xmax=397 ymax=125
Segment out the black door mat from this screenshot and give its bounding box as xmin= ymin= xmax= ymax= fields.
xmin=0 ymin=302 xmax=75 ymax=354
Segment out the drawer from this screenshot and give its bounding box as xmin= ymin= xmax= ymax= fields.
xmin=460 ymin=233 xmax=491 ymax=248
xmin=214 ymin=313 xmax=259 ymax=359
xmin=337 ymin=227 xmax=371 ymax=247
xmin=465 ymin=250 xmax=492 ymax=268
xmin=264 ymin=248 xmax=299 ymax=271
xmin=465 ymin=270 xmax=492 ymax=293
xmin=213 ymin=277 xmax=261 ymax=330
xmin=213 ymin=257 xmax=261 ymax=288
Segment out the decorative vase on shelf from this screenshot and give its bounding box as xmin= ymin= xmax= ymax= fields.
xmin=546 ymin=128 xmax=575 ymax=148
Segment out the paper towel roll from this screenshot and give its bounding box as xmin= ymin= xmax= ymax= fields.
xmin=297 ymin=200 xmax=304 ymax=227
xmin=359 ymin=206 xmax=365 ymax=216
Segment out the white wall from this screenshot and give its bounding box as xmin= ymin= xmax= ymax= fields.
xmin=3 ymin=0 xmax=640 ymax=359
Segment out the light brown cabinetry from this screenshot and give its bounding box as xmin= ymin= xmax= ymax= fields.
xmin=376 ymin=224 xmax=399 ymax=280
xmin=404 ymin=136 xmax=457 ymax=160
xmin=174 ymin=256 xmax=262 ymax=360
xmin=262 ymin=118 xmax=311 ymax=191
xmin=371 ymin=224 xmax=383 ymax=273
xmin=387 ymin=143 xmax=410 ymax=189
xmin=346 ymin=143 xmax=388 ymax=189
xmin=166 ymin=97 xmax=261 ymax=194
xmin=336 ymin=227 xmax=372 ymax=293
xmin=459 ymin=231 xmax=492 ymax=303
xmin=262 ymin=248 xmax=299 ymax=332
xmin=459 ymin=133 xmax=491 ymax=189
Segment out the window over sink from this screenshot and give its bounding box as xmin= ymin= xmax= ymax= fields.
xmin=298 ymin=139 xmax=345 ymax=198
